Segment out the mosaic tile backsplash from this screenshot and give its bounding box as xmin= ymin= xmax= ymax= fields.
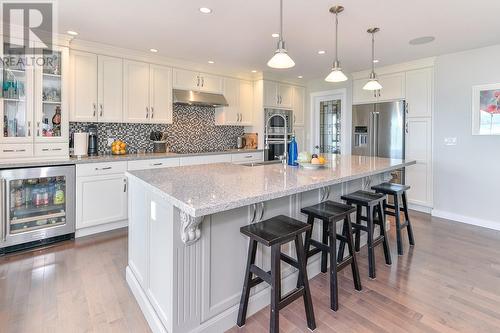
xmin=69 ymin=105 xmax=244 ymax=154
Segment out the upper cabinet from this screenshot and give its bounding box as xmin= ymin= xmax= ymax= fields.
xmin=173 ymin=69 xmax=223 ymax=94
xmin=292 ymin=86 xmax=305 ymax=126
xmin=215 ymin=78 xmax=253 ymax=126
xmin=405 ymin=68 xmax=433 ymax=118
xmin=353 ymin=72 xmax=405 ymax=104
xmin=123 ymin=60 xmax=173 ymax=124
xmin=70 ymin=51 xmax=123 ymax=122
xmin=263 ymin=80 xmax=293 ymax=109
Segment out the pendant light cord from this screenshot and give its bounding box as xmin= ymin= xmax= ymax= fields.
xmin=371 ymin=32 xmax=375 ymax=73
xmin=335 ymin=12 xmax=339 ymax=62
xmin=280 ymin=0 xmax=283 ymax=42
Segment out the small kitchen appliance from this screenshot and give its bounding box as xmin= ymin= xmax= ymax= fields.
xmin=236 ymin=136 xmax=246 ymax=149
xmin=87 ymin=125 xmax=98 ymax=156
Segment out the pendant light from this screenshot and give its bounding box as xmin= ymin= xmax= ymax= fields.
xmin=267 ymin=0 xmax=295 ymax=69
xmin=363 ymin=27 xmax=382 ymax=91
xmin=325 ymin=6 xmax=348 ymax=82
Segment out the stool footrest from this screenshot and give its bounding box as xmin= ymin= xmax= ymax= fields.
xmin=351 ymin=223 xmax=369 ymax=232
xmin=309 ymin=239 xmax=331 ymax=253
xmin=279 ymin=287 xmax=305 ymax=310
xmin=337 ymin=256 xmax=353 ymax=271
xmin=372 ymin=236 xmax=384 ymax=247
xmin=306 ymin=247 xmax=322 ymax=258
xmin=249 ymin=265 xmax=272 ymax=285
xmin=384 ymin=204 xmax=406 ymax=211
xmin=280 ymin=253 xmax=299 ymax=269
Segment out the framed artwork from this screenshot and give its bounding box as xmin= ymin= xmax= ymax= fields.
xmin=472 ymin=83 xmax=500 ymax=135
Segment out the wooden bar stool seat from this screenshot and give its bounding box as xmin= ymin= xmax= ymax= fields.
xmin=300 ymin=201 xmax=362 ymax=311
xmin=341 ymin=190 xmax=392 ymax=279
xmin=237 ymin=215 xmax=316 ymax=333
xmin=372 ymin=182 xmax=415 ymax=255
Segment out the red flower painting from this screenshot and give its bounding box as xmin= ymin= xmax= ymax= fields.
xmin=480 ymin=89 xmax=500 ymax=132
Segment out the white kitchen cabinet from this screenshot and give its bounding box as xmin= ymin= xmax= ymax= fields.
xmin=172 ymin=68 xmax=223 ymax=93
xmin=179 ymin=154 xmax=231 ymax=166
xmin=231 ymin=151 xmax=263 ymax=164
xmin=70 ymin=50 xmax=98 ymax=122
xmin=353 ymin=72 xmax=405 ymax=104
xmin=97 ymin=55 xmax=123 ymax=122
xmin=353 ymin=78 xmax=377 ymax=104
xmin=216 ymin=78 xmax=254 ymax=126
xmin=292 ymin=86 xmax=305 ymax=126
xmin=127 ymin=157 xmax=180 ymax=171
xmin=405 ymin=68 xmax=433 ymax=118
xmin=76 ymin=163 xmax=128 ymax=230
xmin=263 ymin=81 xmax=294 ymax=109
xmin=123 ymin=60 xmax=150 ymax=123
xmin=405 ymin=117 xmax=432 ymax=207
xmin=149 ymin=65 xmax=173 ymax=124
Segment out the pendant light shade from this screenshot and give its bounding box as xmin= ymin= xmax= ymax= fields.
xmin=268 ymin=0 xmax=295 ymax=69
xmin=325 ymin=6 xmax=347 ymax=82
xmin=363 ymin=27 xmax=382 ymax=91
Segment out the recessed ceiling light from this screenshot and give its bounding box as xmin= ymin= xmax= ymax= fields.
xmin=149 ymin=48 xmax=158 ymax=53
xmin=208 ymin=60 xmax=215 ymax=64
xmin=297 ymin=75 xmax=303 ymax=79
xmin=373 ymin=59 xmax=379 ymax=63
xmin=199 ymin=7 xmax=212 ymax=14
xmin=251 ymin=70 xmax=257 ymax=73
xmin=318 ymin=50 xmax=326 ymax=55
xmin=271 ymin=33 xmax=280 ymax=38
xmin=409 ymin=36 xmax=435 ymax=45
xmin=67 ymin=30 xmax=78 ymax=36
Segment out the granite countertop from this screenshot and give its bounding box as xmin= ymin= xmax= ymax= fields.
xmin=127 ymin=155 xmax=417 ymax=217
xmin=0 ymin=149 xmax=263 ymax=169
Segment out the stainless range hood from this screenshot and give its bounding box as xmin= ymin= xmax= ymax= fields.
xmin=173 ymin=89 xmax=228 ymax=107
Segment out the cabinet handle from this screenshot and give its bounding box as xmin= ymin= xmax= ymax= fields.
xmin=123 ymin=179 xmax=127 ymax=192
xmin=42 ymin=148 xmax=61 ymax=151
xmin=197 ymin=76 xmax=200 ymax=87
xmin=378 ymin=90 xmax=381 ymax=97
xmin=201 ymin=77 xmax=204 ymax=87
xmin=239 ymin=113 xmax=242 ymax=122
xmin=36 ymin=122 xmax=40 ymax=136
xmin=405 ymin=122 xmax=409 ymax=134
xmin=95 ymin=166 xmax=112 ymax=171
xmin=238 ymin=113 xmax=241 ymax=122
xmin=259 ymin=202 xmax=265 ymax=221
xmin=2 ymin=149 xmax=14 ymax=152
xmin=99 ymin=104 xmax=103 ymax=117
xmin=405 ymin=102 xmax=409 ymax=114
xmin=373 ymin=91 xmax=377 ymax=98
xmin=245 ymin=155 xmax=253 ymax=158
xmin=93 ymin=103 xmax=97 ymax=117
xmin=27 ymin=121 xmax=31 ymax=136
xmin=151 ymin=162 xmax=163 ymax=166
xmin=151 ymin=107 xmax=154 ymax=119
xmin=146 ymin=107 xmax=149 ymax=119
xmin=293 ymin=115 xmax=296 ymax=124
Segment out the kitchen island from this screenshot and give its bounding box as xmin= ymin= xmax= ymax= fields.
xmin=125 ymin=155 xmax=416 ymax=333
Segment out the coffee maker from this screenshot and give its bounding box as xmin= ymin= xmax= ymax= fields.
xmin=87 ymin=124 xmax=99 ymax=156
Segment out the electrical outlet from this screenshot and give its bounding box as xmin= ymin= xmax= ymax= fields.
xmin=444 ymin=137 xmax=457 ymax=146
xmin=107 ymin=137 xmax=115 ymax=146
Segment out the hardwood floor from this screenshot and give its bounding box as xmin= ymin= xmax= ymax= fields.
xmin=1 ymin=211 xmax=500 ymax=332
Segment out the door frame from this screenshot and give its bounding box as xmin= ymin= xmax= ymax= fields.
xmin=309 ymin=88 xmax=347 ymax=154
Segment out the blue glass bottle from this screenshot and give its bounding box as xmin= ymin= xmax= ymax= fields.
xmin=288 ymin=135 xmax=298 ymax=166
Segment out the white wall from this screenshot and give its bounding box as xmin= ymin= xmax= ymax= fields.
xmin=433 ymin=44 xmax=500 ymax=228
xmin=305 ymin=78 xmax=353 ymax=153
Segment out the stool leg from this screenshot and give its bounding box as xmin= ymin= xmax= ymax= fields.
xmin=366 ymin=205 xmax=376 ymax=279
xmin=328 ymin=221 xmax=339 ymax=311
xmin=270 ymin=244 xmax=281 ymax=333
xmin=337 ymin=219 xmax=347 ymax=263
xmin=345 ymin=215 xmax=362 ymax=291
xmin=377 ymin=201 xmax=392 ymax=265
xmin=321 ymin=220 xmax=328 ymax=273
xmin=354 ymin=205 xmax=362 ymax=252
xmin=297 ymin=214 xmax=315 ymax=289
xmin=295 ymin=236 xmax=316 ymax=330
xmin=237 ymin=239 xmax=258 ymax=327
xmin=402 ymin=192 xmax=415 ymax=246
xmin=394 ymin=194 xmax=404 ymax=256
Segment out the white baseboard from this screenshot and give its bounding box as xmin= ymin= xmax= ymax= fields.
xmin=408 ymin=203 xmax=433 ymax=214
xmin=431 ymin=209 xmax=500 ymax=231
xmin=75 ymin=220 xmax=128 ymax=238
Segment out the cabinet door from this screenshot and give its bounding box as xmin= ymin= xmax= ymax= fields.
xmin=405 ymin=68 xmax=432 ymax=118
xmin=353 ymin=78 xmax=377 ymax=104
xmin=217 ymin=78 xmax=239 ymax=125
xmin=179 ymin=154 xmax=232 ymax=166
xmin=76 ymin=173 xmax=128 ymax=229
xmin=149 ymin=65 xmax=173 ymax=124
xmin=98 ymin=55 xmax=123 ymax=123
xmin=405 ymin=117 xmax=432 ymax=207
xmin=199 ymin=73 xmax=223 ymax=93
xmin=378 ymin=72 xmax=405 ymax=102
xmin=263 ymin=81 xmax=279 ymax=107
xmin=239 ymin=80 xmax=254 ymax=125
xmin=70 ymin=50 xmax=98 ymax=122
xmin=294 ymin=126 xmax=305 ymax=152
xmin=278 ymin=83 xmax=293 ymax=109
xmin=292 ymin=86 xmax=305 ymax=126
xmin=123 ymin=60 xmax=150 ymax=123
xmin=173 ymin=68 xmax=199 ymax=91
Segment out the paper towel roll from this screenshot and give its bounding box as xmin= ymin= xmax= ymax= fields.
xmin=73 ymin=132 xmax=88 ymax=157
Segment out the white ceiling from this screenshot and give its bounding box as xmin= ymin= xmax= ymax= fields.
xmin=58 ymin=0 xmax=500 ymax=81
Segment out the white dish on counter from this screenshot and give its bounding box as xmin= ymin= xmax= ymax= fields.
xmin=299 ymin=162 xmax=326 ymax=170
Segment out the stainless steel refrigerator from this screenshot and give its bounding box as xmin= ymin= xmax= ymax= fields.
xmin=352 ymin=101 xmax=406 ymax=184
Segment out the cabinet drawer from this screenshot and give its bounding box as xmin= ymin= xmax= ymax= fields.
xmin=128 ymin=158 xmax=180 ymax=171
xmin=77 ymin=161 xmax=128 ymax=177
xmin=179 ymin=154 xmax=231 ymax=166
xmin=34 ymin=143 xmax=69 ymax=157
xmin=231 ymin=151 xmax=264 ymax=163
xmin=0 ymin=144 xmax=33 ymax=158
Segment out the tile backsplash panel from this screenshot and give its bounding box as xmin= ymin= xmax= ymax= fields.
xmin=69 ymin=105 xmax=244 ymax=154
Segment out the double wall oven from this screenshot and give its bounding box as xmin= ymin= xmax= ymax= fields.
xmin=0 ymin=165 xmax=75 ymax=254
xmin=264 ymin=108 xmax=293 ymax=161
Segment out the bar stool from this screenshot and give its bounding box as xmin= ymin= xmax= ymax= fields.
xmin=300 ymin=201 xmax=362 ymax=311
xmin=371 ymin=182 xmax=415 ymax=255
xmin=237 ymin=215 xmax=316 ymax=333
xmin=341 ymin=190 xmax=392 ymax=279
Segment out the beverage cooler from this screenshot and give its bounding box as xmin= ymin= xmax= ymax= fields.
xmin=0 ymin=165 xmax=75 ymax=253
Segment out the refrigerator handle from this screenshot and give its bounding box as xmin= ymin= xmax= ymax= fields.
xmin=374 ymin=111 xmax=380 ymax=156
xmin=0 ymin=178 xmax=6 ymax=242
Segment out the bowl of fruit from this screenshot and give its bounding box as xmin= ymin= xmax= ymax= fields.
xmin=111 ymin=140 xmax=127 ymax=155
xmin=297 ymin=152 xmax=327 ymax=169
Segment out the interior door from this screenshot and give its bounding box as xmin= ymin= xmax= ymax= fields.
xmin=375 ymin=101 xmax=405 ymax=159
xmin=98 ymin=55 xmax=123 ymax=123
xmin=149 ymin=64 xmax=173 ymax=124
xmin=70 ymin=50 xmax=98 ymax=122
xmin=123 ymin=60 xmax=150 ymax=123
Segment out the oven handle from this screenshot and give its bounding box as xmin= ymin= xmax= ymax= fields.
xmin=1 ymin=178 xmax=6 ymax=242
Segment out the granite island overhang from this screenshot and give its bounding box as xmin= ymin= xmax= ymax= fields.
xmin=125 ymin=155 xmax=416 ymax=333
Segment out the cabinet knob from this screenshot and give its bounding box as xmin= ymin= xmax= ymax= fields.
xmin=93 ymin=103 xmax=97 ymax=117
